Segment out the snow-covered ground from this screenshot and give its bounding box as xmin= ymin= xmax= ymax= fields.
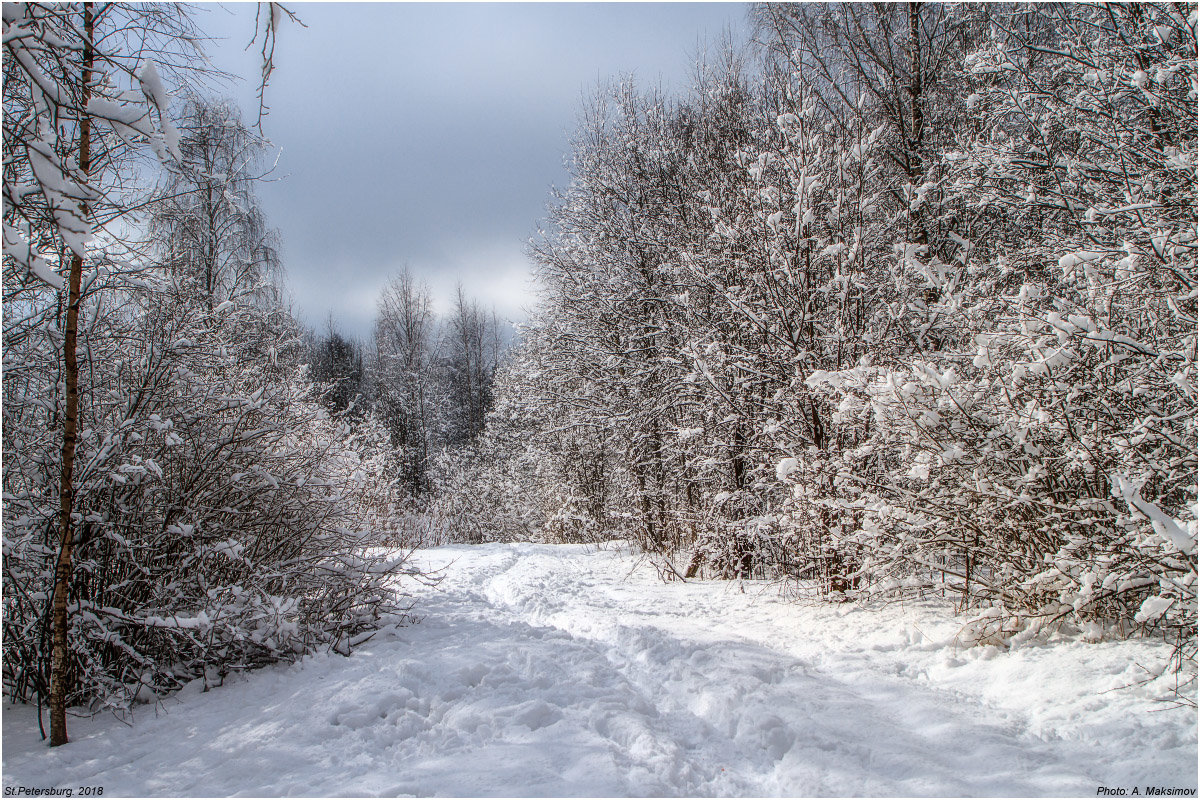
xmin=4 ymin=542 xmax=1196 ymax=796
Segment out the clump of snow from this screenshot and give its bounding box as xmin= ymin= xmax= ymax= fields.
xmin=776 ymin=457 xmax=798 ymax=482
xmin=3 ymin=543 xmax=1195 ymax=796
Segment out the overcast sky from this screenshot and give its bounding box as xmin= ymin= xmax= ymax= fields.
xmin=197 ymin=3 xmax=752 ymax=340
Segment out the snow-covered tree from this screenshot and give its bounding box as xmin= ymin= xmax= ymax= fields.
xmin=149 ymin=97 xmax=282 ymax=311
xmin=371 ymin=268 xmax=440 ymax=495
xmin=3 ymin=1 xmax=205 ymax=746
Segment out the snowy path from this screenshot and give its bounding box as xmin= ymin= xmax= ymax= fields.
xmin=4 ymin=543 xmax=1196 ymax=796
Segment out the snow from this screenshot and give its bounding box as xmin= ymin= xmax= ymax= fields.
xmin=776 ymin=457 xmax=798 ymax=481
xmin=137 ymin=61 xmax=181 ymax=162
xmin=4 ymin=542 xmax=1196 ymax=796
xmin=2 ymin=221 xmax=63 ymax=289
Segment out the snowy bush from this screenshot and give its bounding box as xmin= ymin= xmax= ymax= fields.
xmin=3 ymin=270 xmax=415 ymax=714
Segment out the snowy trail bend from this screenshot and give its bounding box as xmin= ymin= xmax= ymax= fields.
xmin=3 ymin=543 xmax=1195 ymax=797
xmin=435 ymin=547 xmax=1070 ymax=796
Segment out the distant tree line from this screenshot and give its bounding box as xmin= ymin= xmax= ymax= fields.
xmin=304 ymin=276 xmax=504 ymax=502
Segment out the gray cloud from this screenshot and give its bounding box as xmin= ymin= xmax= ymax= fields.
xmin=199 ymin=3 xmax=750 ymax=339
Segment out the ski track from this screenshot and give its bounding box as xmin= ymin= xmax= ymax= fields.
xmin=3 ymin=542 xmax=1195 ymax=797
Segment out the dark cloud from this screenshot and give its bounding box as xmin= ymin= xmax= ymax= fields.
xmin=199 ymin=3 xmax=750 ymax=339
